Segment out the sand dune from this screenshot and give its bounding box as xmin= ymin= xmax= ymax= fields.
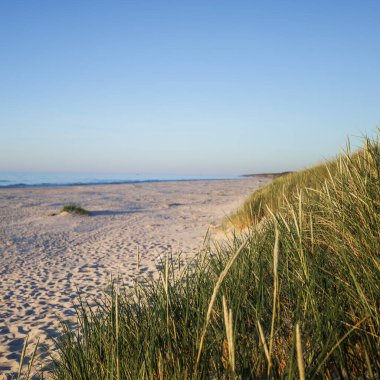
xmin=0 ymin=178 xmax=269 ymax=376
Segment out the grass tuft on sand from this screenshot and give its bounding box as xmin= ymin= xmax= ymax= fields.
xmin=29 ymin=133 xmax=379 ymax=379
xmin=60 ymin=204 xmax=89 ymax=216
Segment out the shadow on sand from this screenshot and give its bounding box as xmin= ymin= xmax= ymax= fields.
xmin=89 ymin=209 xmax=143 ymax=216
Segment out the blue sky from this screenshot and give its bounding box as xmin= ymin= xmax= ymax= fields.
xmin=1 ymin=1 xmax=379 ymax=176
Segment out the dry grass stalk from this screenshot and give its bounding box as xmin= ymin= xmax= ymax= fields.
xmin=222 ymin=296 xmax=235 ymax=373
xmin=195 ymin=236 xmax=249 ymax=371
xmin=296 ymin=323 xmax=306 ymax=380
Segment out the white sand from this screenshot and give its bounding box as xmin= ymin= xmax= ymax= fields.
xmin=0 ymin=178 xmax=270 ymax=375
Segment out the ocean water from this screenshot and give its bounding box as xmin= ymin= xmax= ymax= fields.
xmin=0 ymin=172 xmax=237 ymax=188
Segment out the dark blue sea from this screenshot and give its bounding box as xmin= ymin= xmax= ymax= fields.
xmin=0 ymin=172 xmax=238 ymax=189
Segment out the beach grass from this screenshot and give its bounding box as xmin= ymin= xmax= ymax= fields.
xmin=32 ymin=133 xmax=380 ymax=378
xmin=60 ymin=204 xmax=89 ymax=216
xmin=225 ymin=160 xmax=338 ymax=230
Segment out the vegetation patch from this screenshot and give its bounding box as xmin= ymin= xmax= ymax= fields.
xmin=60 ymin=204 xmax=89 ymax=216
xmin=241 ymin=171 xmax=293 ymax=179
xmin=228 ymin=159 xmax=338 ymax=229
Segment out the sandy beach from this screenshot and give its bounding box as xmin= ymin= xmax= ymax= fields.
xmin=0 ymin=178 xmax=269 ymax=375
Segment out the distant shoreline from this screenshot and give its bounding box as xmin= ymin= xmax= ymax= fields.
xmin=0 ymin=176 xmax=250 ymax=190
xmin=241 ymin=171 xmax=293 ymax=179
xmin=0 ymin=172 xmax=289 ymax=190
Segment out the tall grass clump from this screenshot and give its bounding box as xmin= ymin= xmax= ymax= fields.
xmin=50 ymin=134 xmax=379 ymax=379
xmin=227 ymin=159 xmax=338 ymax=229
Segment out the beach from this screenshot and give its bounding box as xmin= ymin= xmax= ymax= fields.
xmin=0 ymin=178 xmax=269 ymax=375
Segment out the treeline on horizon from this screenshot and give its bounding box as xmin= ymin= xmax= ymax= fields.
xmin=20 ymin=133 xmax=379 ymax=379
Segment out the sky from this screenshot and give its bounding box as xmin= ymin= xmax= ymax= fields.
xmin=1 ymin=1 xmax=379 ymax=176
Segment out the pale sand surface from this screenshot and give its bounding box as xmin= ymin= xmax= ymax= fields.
xmin=0 ymin=178 xmax=270 ymax=376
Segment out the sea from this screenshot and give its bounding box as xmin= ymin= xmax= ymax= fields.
xmin=0 ymin=172 xmax=238 ymax=189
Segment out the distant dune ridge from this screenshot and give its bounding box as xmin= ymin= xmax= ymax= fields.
xmin=241 ymin=171 xmax=293 ymax=178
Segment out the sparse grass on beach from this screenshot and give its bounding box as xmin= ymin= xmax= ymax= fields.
xmin=60 ymin=204 xmax=89 ymax=216
xmin=34 ymin=134 xmax=379 ymax=379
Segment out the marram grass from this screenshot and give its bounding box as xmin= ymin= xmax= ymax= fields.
xmin=23 ymin=134 xmax=380 ymax=379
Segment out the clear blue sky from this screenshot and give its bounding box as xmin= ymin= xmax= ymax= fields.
xmin=1 ymin=1 xmax=379 ymax=176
